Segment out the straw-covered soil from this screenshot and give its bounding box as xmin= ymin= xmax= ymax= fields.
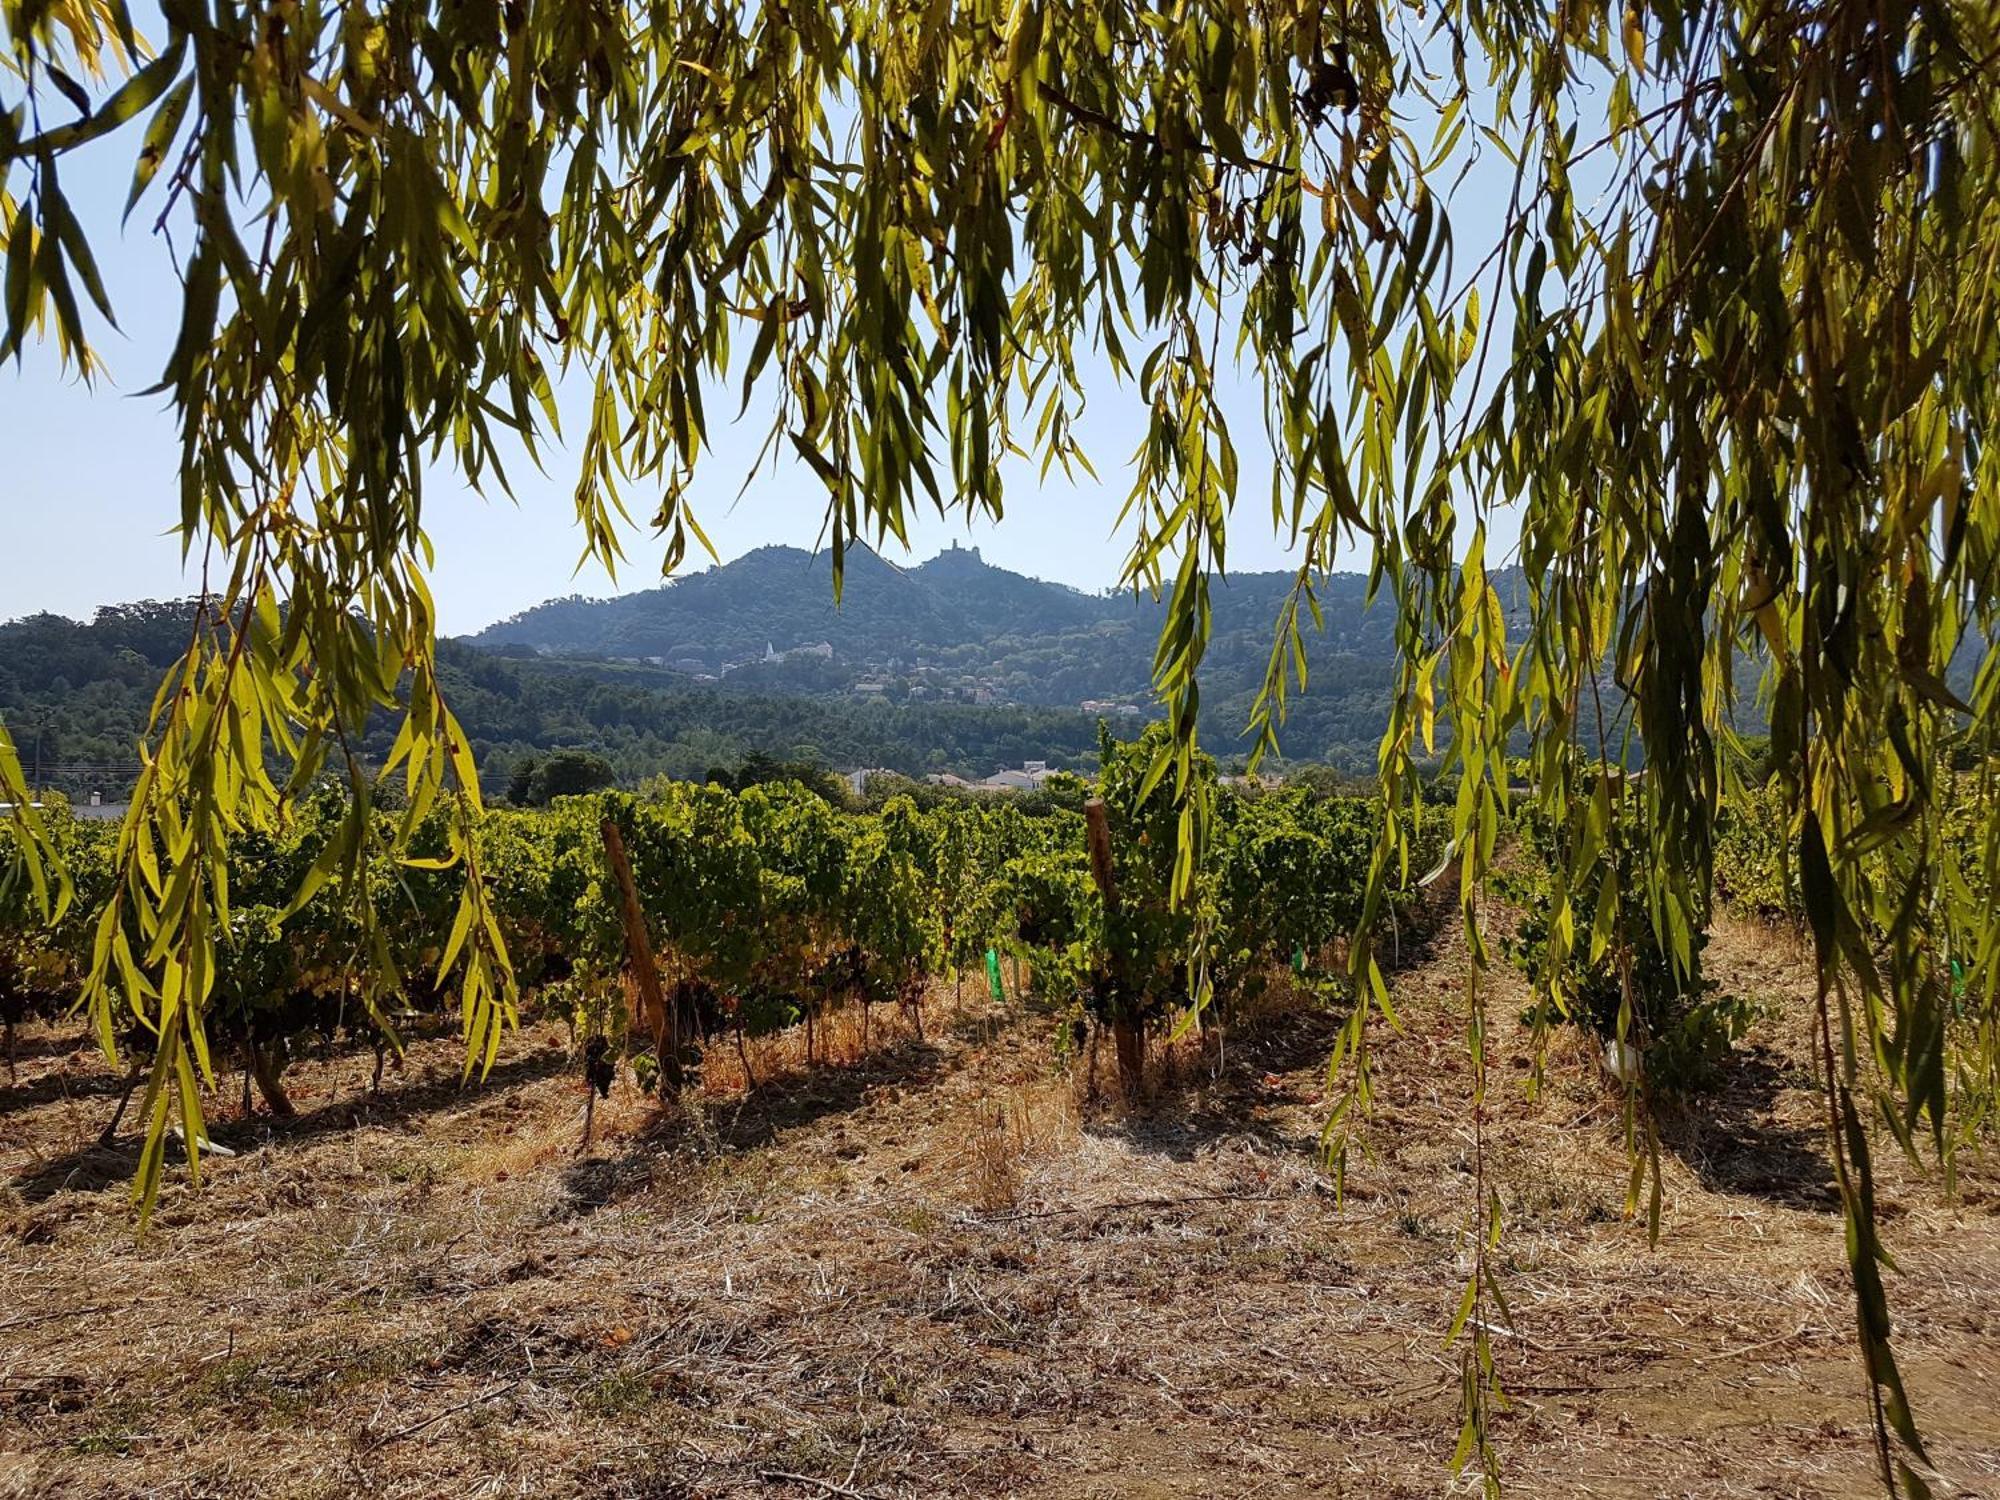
xmin=3 ymin=913 xmax=1997 ymax=1499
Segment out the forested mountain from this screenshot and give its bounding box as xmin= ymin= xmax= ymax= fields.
xmin=431 ymin=643 xmax=1118 ymax=789
xmin=466 ymin=542 xmax=1441 ymax=762
xmin=471 ymin=541 xmax=1409 ymax=689
xmin=472 ymin=543 xmax=1115 ymax=667
xmin=0 ymin=612 xmax=1112 ymax=792
xmin=19 ymin=550 xmax=1977 ymax=794
xmin=3 ymin=550 xmax=1507 ymax=790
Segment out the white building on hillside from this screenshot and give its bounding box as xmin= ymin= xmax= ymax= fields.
xmin=980 ymin=761 xmax=1058 ymax=792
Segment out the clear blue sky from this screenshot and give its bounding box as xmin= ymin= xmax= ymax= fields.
xmin=1 ymin=39 xmax=1526 ymax=638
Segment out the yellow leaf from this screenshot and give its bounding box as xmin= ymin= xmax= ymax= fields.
xmin=1622 ymin=9 xmax=1646 ymax=73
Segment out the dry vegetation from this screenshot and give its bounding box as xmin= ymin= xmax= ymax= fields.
xmin=3 ymin=916 xmax=1997 ymax=1499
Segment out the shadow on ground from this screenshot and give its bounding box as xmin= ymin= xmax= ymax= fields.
xmin=553 ymin=1034 xmax=950 ymax=1217
xmin=1658 ymin=1044 xmax=1838 ymax=1211
xmin=10 ymin=1043 xmax=575 ymax=1204
xmin=3 ymin=1028 xmax=97 ymax=1071
xmin=1 ymin=1060 xmax=132 ymax=1116
xmin=1075 ymin=991 xmax=1350 ymax=1164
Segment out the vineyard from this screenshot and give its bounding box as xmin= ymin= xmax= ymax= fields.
xmin=1 ymin=727 xmax=1438 ymax=1141
xmin=5 ymin=734 xmax=2000 ymax=1496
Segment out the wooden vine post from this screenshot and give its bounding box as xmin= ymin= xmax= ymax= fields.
xmin=600 ymin=819 xmax=681 ymax=1094
xmin=1084 ymin=797 xmax=1142 ymax=1102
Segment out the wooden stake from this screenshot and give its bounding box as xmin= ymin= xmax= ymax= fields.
xmin=1084 ymin=798 xmax=1119 ymax=909
xmin=1084 ymin=798 xmax=1143 ymax=1102
xmin=600 ymin=819 xmax=680 ymax=1093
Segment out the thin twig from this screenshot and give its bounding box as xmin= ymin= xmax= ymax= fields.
xmin=1695 ymin=1323 xmax=1812 ymax=1367
xmin=1037 ymin=78 xmax=1290 ymax=174
xmin=361 ymin=1380 xmax=520 ymax=1452
xmin=758 ymin=1470 xmax=884 ymax=1499
xmin=0 ymin=1305 xmax=109 ymax=1334
xmin=974 ymin=1188 xmax=1300 ymax=1223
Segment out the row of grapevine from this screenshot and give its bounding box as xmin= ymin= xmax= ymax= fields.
xmin=1715 ymin=771 xmax=1996 ymax=962
xmin=1494 ymin=765 xmax=1998 ymax=1094
xmin=2 ymin=730 xmax=1445 ymax=1109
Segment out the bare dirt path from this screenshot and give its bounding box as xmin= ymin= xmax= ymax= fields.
xmin=3 ymin=915 xmax=1996 ymax=1499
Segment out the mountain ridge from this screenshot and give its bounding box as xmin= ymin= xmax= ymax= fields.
xmin=0 ymin=548 xmax=1467 ymax=792
xmin=469 ymin=542 xmax=1147 ymax=666
xmin=455 ymin=541 xmax=1467 ymax=767
xmin=464 ymin=540 xmax=1414 ymax=694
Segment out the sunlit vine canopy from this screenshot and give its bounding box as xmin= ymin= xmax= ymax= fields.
xmin=3 ymin=0 xmax=1996 ymax=1491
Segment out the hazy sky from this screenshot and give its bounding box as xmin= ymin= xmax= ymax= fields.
xmin=1 ymin=38 xmax=1523 ymax=637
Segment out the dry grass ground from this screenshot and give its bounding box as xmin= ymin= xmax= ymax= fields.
xmin=2 ymin=914 xmax=1997 ymax=1499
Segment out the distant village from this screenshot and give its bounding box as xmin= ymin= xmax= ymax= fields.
xmin=550 ymin=634 xmax=1155 ymax=720
xmin=840 ymin=761 xmax=1278 ymax=797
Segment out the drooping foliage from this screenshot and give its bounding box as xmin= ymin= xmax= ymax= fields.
xmin=5 ymin=0 xmax=1998 ymax=1488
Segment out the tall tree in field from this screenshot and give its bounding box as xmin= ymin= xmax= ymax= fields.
xmin=3 ymin=0 xmax=1994 ymax=1489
